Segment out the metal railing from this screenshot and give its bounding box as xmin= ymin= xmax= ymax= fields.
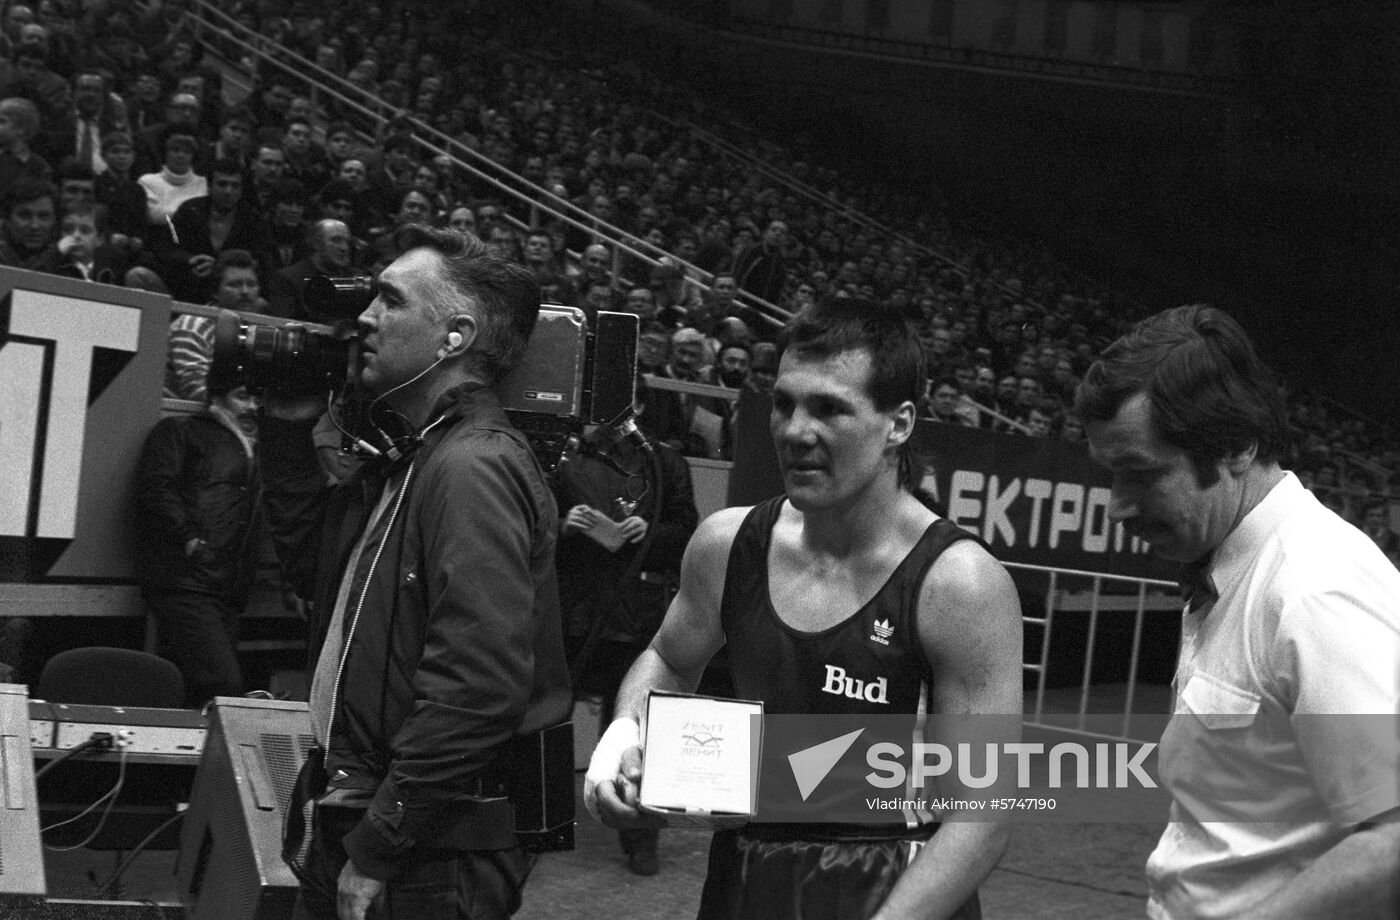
xmin=184 ymin=0 xmax=789 ymax=330
xmin=646 ymin=107 xmax=967 ymax=270
xmin=1009 ymin=561 xmax=1179 ymax=743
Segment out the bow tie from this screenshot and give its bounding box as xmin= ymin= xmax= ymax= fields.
xmin=1178 ymin=556 xmax=1216 ymax=612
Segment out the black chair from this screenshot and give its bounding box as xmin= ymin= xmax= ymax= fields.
xmin=34 ymin=647 xmax=190 ymax=864
xmin=36 ymin=646 xmax=185 ymax=709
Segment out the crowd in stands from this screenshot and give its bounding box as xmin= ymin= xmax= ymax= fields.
xmin=0 ymin=0 xmax=1393 ymax=559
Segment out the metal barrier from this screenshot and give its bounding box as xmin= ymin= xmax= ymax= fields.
xmin=1008 ymin=561 xmax=1179 ymax=743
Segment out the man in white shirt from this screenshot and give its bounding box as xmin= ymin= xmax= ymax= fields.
xmin=1078 ymin=304 xmax=1399 ymax=920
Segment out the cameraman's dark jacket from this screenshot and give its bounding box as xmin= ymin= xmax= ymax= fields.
xmin=134 ymin=411 xmax=260 ymax=597
xmin=261 ymin=386 xmax=570 ymax=880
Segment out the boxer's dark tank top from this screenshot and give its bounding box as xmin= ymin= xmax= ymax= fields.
xmin=719 ymin=496 xmax=975 ymax=716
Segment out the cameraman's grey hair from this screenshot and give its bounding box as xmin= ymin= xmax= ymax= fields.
xmin=393 ymin=225 xmax=542 ymax=382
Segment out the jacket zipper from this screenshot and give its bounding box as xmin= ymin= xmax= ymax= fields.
xmin=325 ymin=461 xmax=416 ymax=748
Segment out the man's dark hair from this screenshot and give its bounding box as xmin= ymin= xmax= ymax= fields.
xmin=270 ymin=178 xmax=307 ymax=206
xmin=62 ymin=202 xmax=106 ymax=233
xmin=396 ymin=187 xmax=432 ymax=221
xmin=719 ymin=339 xmax=752 ymax=363
xmin=213 ymin=248 xmax=258 ymax=280
xmin=57 ymin=160 xmax=95 ymax=184
xmin=12 ymin=44 xmax=46 ymax=66
xmin=394 ymin=224 xmax=541 ymax=383
xmin=318 ymin=178 xmax=356 ymax=207
xmin=4 ymin=176 xmax=56 ymax=216
xmin=383 ymin=134 xmax=415 ymax=155
xmin=779 ymin=298 xmax=926 ymax=488
xmin=1075 ymin=304 xmax=1290 ymax=484
xmin=209 ymin=157 xmax=244 ymax=180
xmin=220 ymin=106 xmax=254 ymax=128
xmin=159 ymin=124 xmax=198 ymax=154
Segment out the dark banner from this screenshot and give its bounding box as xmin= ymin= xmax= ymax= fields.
xmin=729 ymin=397 xmax=1175 ymax=581
xmin=914 ymin=423 xmax=1176 ymax=580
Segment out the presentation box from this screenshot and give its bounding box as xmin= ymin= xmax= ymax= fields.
xmin=639 ymin=691 xmax=763 ymax=827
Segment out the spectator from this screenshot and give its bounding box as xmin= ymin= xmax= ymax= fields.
xmin=366 ymin=132 xmax=416 ymax=218
xmin=138 ymin=125 xmax=206 ymax=228
xmin=1 ymin=42 xmax=68 ymax=127
xmin=711 ymin=340 xmax=752 ymax=391
xmin=134 ymin=376 xmax=262 ymax=708
xmin=163 ymin=248 xmax=266 ymax=406
xmin=1025 ymin=400 xmax=1058 ymax=438
xmin=1060 ymin=412 xmax=1086 ymax=443
xmin=247 ymin=75 xmax=294 ymax=137
xmin=0 ymin=96 xmax=51 ymax=197
xmin=446 ymin=205 xmax=476 ymax=236
xmin=315 ymin=177 xmax=368 ymax=241
xmin=522 ymin=225 xmax=572 ymax=303
xmin=42 ymin=67 xmax=127 ymax=174
xmin=321 ymin=120 xmax=356 ymax=174
xmin=209 ymin=106 xmax=255 ymax=168
xmin=281 ymin=114 xmax=328 ymax=192
xmin=94 ymin=130 xmax=145 ymax=247
xmin=1014 ymin=375 xmax=1043 ymax=421
xmin=649 ymin=256 xmax=701 ymax=320
xmin=659 ymin=326 xmax=707 ymax=385
xmin=409 ymin=161 xmax=450 ymax=216
xmin=621 ymin=284 xmax=658 ymax=322
xmin=247 ymin=142 xmax=287 ymax=213
xmin=267 ymin=219 xmax=355 ymax=320
xmin=134 ymin=91 xmax=202 ymax=175
xmin=732 ymin=218 xmax=789 ymax=304
xmin=370 ymin=187 xmax=435 ymax=263
xmin=927 ymin=376 xmax=968 ymax=425
xmin=51 ymin=202 xmax=132 ymax=284
xmin=749 ymin=340 xmax=779 ymax=394
xmin=159 ymin=157 xmax=267 ymax=304
xmin=0 ymin=175 xmax=56 ymax=269
xmin=0 ymin=4 xmax=35 ymax=61
xmin=54 ymin=159 xmax=93 ymax=212
xmin=121 ymin=69 xmax=163 ymax=134
xmin=481 ymin=218 xmax=520 ymax=261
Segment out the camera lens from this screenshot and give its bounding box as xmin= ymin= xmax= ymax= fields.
xmin=211 ymin=309 xmax=351 ymax=396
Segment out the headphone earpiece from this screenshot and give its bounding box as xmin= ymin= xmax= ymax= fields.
xmin=446 ymin=331 xmax=463 ymax=349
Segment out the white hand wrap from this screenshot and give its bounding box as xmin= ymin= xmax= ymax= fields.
xmin=583 ymin=717 xmax=641 ymax=820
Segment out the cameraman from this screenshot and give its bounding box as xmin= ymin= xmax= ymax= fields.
xmin=261 ymin=226 xmax=571 ymax=920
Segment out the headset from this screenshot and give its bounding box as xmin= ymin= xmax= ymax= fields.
xmin=329 ymin=322 xmax=468 ymax=463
